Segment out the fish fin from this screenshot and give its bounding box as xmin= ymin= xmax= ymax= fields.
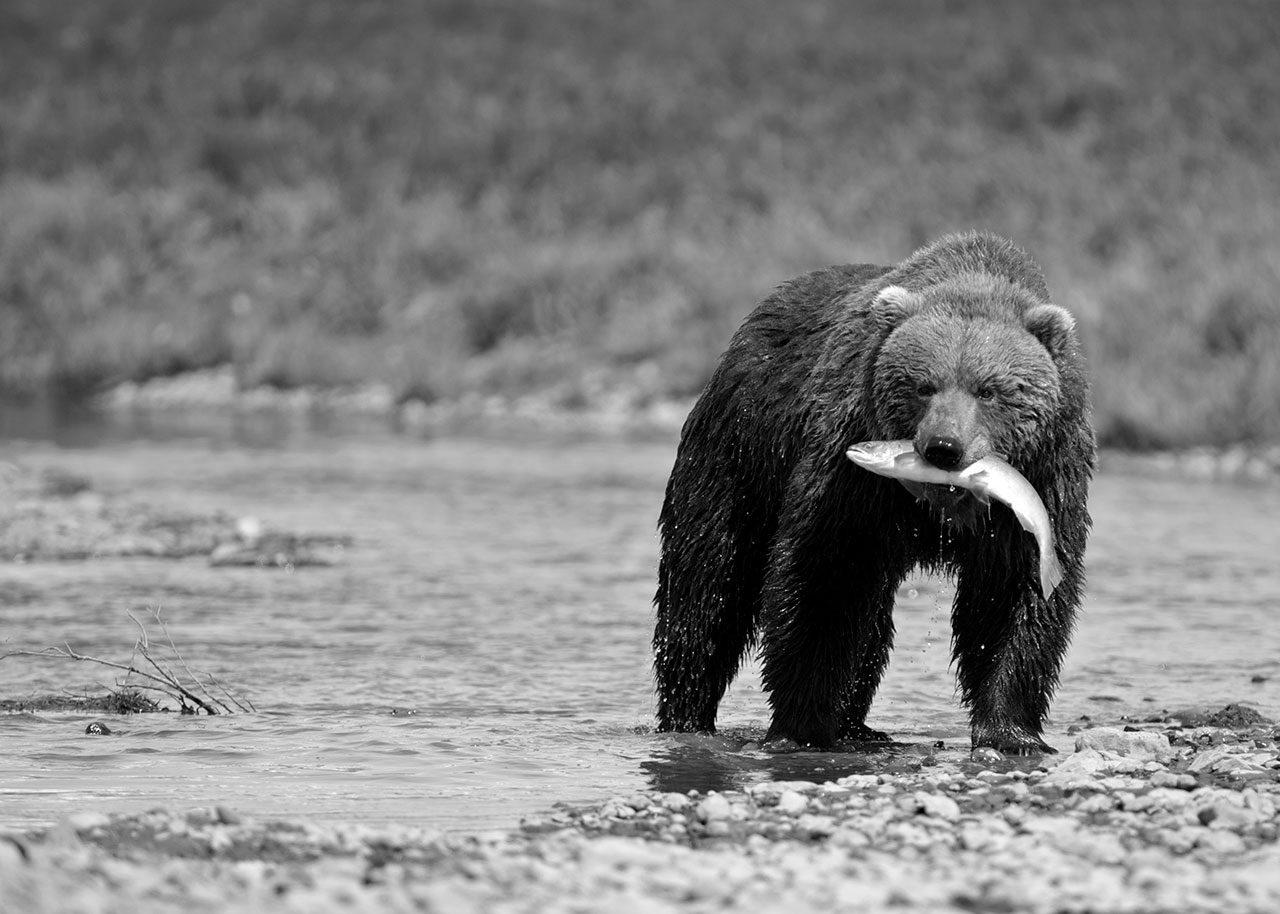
xmin=898 ymin=479 xmax=927 ymax=501
xmin=964 ymin=469 xmax=993 ymax=506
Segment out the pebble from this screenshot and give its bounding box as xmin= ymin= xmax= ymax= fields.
xmin=1194 ymin=829 xmax=1247 ymax=855
xmin=64 ymin=812 xmax=113 ymax=832
xmin=774 ymin=791 xmax=809 ymax=817
xmin=704 ymin=820 xmax=731 ymax=837
xmin=912 ymin=791 xmax=962 ymax=821
xmin=795 ymin=814 xmax=836 ymax=839
xmin=0 ymin=838 xmax=28 ymax=869
xmin=1198 ymin=799 xmax=1261 ymax=830
xmin=1002 ymin=804 xmax=1028 ymax=826
xmin=658 ymin=792 xmax=691 ymax=812
xmin=958 ymin=819 xmax=1012 ymax=851
xmin=1019 ymin=815 xmax=1080 ymax=839
xmin=602 ymin=800 xmax=635 ymax=819
xmin=1149 ymin=770 xmax=1197 ymax=790
xmin=695 ymin=794 xmax=733 ymax=823
xmin=1076 ymin=793 xmax=1118 ymax=813
xmin=836 ymin=774 xmax=880 ymax=790
xmin=1075 ymin=727 xmax=1174 ymax=762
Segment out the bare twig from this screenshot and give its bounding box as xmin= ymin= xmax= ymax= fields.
xmin=0 ymin=611 xmax=252 ymax=714
xmin=136 ymin=608 xmax=255 ymax=713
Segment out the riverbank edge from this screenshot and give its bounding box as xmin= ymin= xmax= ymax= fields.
xmin=90 ymin=366 xmax=1280 ymax=482
xmin=3 ymin=721 xmax=1280 ymax=914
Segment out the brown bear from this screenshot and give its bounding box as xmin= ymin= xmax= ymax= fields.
xmin=653 ymin=232 xmax=1093 ymax=753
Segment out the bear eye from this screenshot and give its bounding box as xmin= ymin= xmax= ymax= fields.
xmin=915 ymin=380 xmax=937 ymax=398
xmin=975 ymin=384 xmax=997 ymax=401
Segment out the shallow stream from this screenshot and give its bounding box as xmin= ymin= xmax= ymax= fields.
xmin=2 ymin=421 xmax=1278 ymax=834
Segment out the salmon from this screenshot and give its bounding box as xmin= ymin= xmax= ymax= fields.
xmin=845 ymin=439 xmax=1064 ymax=599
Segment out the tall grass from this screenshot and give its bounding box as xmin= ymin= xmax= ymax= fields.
xmin=2 ymin=0 xmax=1278 ymax=446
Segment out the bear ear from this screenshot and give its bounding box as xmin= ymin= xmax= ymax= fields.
xmin=872 ymin=285 xmax=925 ymax=323
xmin=1024 ymin=303 xmax=1078 ymax=359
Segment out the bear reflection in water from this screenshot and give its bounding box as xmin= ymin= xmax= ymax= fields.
xmin=654 ymin=232 xmax=1093 ymax=755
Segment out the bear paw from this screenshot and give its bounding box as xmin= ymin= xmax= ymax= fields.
xmin=973 ymin=730 xmax=1058 ymax=756
xmin=842 ymin=722 xmax=893 ymax=744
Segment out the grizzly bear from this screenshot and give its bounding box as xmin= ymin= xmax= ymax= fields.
xmin=653 ymin=232 xmax=1093 ymax=753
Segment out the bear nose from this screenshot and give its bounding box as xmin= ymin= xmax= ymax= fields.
xmin=923 ymin=436 xmax=965 ymax=471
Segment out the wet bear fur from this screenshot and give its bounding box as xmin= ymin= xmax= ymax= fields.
xmin=653 ymin=232 xmax=1093 ymax=753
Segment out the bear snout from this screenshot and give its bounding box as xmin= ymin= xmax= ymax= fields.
xmin=913 ymin=387 xmax=992 ymax=469
xmin=922 ymin=435 xmax=966 ymax=470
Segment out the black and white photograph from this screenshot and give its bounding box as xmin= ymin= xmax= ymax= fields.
xmin=2 ymin=1 xmax=1279 ymax=910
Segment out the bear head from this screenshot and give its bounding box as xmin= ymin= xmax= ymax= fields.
xmin=868 ymin=275 xmax=1079 ymax=522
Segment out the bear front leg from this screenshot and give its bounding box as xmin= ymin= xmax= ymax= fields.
xmin=836 ymin=606 xmax=897 ymax=745
xmin=951 ymin=555 xmax=1082 ymax=755
xmin=758 ymin=518 xmax=907 ymax=748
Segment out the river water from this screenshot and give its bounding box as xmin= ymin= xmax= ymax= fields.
xmin=2 ymin=420 xmax=1278 ymax=834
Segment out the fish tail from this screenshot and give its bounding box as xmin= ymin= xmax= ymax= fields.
xmin=1041 ymin=550 xmax=1065 ymax=600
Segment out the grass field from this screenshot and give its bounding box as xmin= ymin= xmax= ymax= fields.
xmin=2 ymin=0 xmax=1278 ymax=447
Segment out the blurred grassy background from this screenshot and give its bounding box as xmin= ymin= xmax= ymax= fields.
xmin=2 ymin=0 xmax=1277 ymax=447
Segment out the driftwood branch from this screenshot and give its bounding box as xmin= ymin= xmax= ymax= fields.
xmin=0 ymin=608 xmax=253 ymax=714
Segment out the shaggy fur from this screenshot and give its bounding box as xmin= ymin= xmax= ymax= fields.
xmin=654 ymin=232 xmax=1094 ymax=753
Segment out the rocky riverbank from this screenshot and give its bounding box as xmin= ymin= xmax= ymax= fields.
xmin=3 ymin=719 xmax=1279 ymax=913
xmin=92 ymin=367 xmax=1280 ymax=480
xmin=95 ymin=365 xmax=694 ymax=440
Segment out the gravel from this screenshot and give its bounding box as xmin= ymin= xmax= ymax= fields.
xmin=4 ymin=721 xmax=1280 ymax=913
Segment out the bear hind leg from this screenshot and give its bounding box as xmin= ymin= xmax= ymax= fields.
xmin=653 ymin=531 xmax=767 ymax=734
